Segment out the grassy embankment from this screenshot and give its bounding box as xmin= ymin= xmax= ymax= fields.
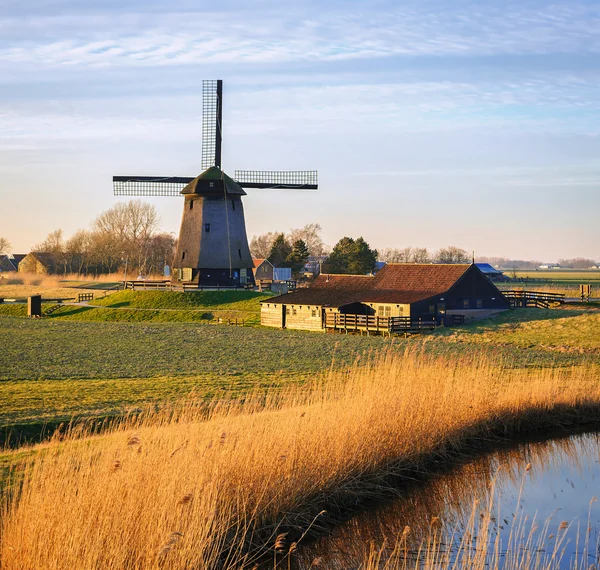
xmin=2 ymin=351 xmax=600 ymax=569
xmin=0 ymin=290 xmax=273 ymax=325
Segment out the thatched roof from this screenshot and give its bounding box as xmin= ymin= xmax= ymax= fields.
xmin=264 ymin=264 xmax=473 ymax=306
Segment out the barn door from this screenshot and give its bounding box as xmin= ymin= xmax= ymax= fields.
xmin=282 ymin=305 xmax=286 ymax=328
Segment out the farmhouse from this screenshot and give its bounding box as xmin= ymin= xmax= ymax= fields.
xmin=18 ymin=252 xmax=58 ymax=275
xmin=0 ymin=254 xmax=25 ymax=273
xmin=261 ymin=263 xmax=509 ymax=332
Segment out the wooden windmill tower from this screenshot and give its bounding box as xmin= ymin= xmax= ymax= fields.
xmin=113 ymin=80 xmax=318 ymax=287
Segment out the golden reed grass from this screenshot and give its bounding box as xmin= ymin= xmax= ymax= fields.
xmin=1 ymin=350 xmax=599 ymax=569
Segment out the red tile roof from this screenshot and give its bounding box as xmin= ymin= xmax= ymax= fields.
xmin=253 ymin=258 xmax=272 ymax=269
xmin=264 ymin=264 xmax=472 ymax=306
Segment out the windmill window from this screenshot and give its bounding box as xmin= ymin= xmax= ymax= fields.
xmin=231 ymin=199 xmax=236 ymax=210
xmin=205 ymin=224 xmax=210 ymax=232
xmin=209 ymin=182 xmax=214 ymax=187
xmin=182 ymin=252 xmax=186 ymax=261
xmin=238 ymin=249 xmax=242 ymax=259
xmin=189 ymin=201 xmax=193 ymax=210
xmin=476 ymin=299 xmax=483 ymax=309
xmin=462 ymin=300 xmax=470 ymax=309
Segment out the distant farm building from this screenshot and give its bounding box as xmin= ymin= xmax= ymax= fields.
xmin=253 ymin=259 xmax=274 ymax=281
xmin=475 ymin=263 xmax=507 ymax=282
xmin=18 ymin=252 xmax=58 ymax=275
xmin=261 ymin=263 xmax=509 ymax=333
xmin=0 ymin=254 xmax=25 ymax=273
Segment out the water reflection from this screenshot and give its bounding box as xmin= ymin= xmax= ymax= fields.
xmin=295 ymin=431 xmax=600 ymax=569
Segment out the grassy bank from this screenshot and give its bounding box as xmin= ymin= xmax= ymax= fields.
xmin=2 ymin=350 xmax=600 ymax=569
xmin=0 ymin=290 xmax=274 ymax=324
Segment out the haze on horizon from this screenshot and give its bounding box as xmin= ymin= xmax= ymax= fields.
xmin=1 ymin=0 xmax=599 ymax=262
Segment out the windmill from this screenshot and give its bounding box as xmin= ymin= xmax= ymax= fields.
xmin=113 ymin=80 xmax=318 ymax=287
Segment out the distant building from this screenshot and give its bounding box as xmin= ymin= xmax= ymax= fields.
xmin=0 ymin=254 xmax=25 ymax=273
xmin=273 ymin=267 xmax=292 ymax=282
xmin=538 ymin=264 xmax=561 ymax=269
xmin=18 ymin=252 xmax=58 ymax=275
xmin=261 ymin=263 xmax=509 ymax=332
xmin=253 ymin=259 xmax=274 ymax=281
xmin=475 ymin=263 xmax=507 ymax=282
xmin=303 ymin=255 xmax=328 ymax=277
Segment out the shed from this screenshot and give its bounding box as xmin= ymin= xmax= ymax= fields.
xmin=18 ymin=252 xmax=58 ymax=275
xmin=261 ymin=263 xmax=509 ymax=331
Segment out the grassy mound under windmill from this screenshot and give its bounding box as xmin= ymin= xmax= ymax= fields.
xmin=0 ymin=290 xmax=274 ymax=324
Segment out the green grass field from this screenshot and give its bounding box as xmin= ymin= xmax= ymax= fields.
xmin=503 ymin=270 xmax=600 ymax=294
xmin=1 ymin=301 xmax=599 ymax=442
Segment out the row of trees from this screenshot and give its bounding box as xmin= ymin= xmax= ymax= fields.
xmin=251 ymin=225 xmax=478 ymax=275
xmin=28 ymin=201 xmax=176 ymax=276
xmin=250 ymin=223 xmax=327 ymax=259
xmin=557 ymin=257 xmax=598 ymax=269
xmin=378 ymin=245 xmax=472 ymax=264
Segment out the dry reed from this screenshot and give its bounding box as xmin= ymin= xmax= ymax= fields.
xmin=1 ymin=349 xmax=599 ymax=569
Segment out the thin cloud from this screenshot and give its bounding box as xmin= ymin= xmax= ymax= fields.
xmin=2 ymin=3 xmax=600 ymax=69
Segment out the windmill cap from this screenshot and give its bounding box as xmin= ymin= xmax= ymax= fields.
xmin=181 ymin=166 xmax=246 ymax=196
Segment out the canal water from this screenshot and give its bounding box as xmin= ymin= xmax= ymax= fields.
xmin=295 ymin=431 xmax=600 ymax=569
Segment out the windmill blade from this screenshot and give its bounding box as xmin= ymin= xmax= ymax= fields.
xmin=202 ymin=79 xmax=223 ymax=170
xmin=234 ymin=170 xmax=318 ymax=189
xmin=113 ymin=176 xmax=194 ymax=197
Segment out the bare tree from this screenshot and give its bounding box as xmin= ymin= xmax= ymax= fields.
xmin=34 ymin=229 xmax=64 ymax=254
xmin=65 ymin=230 xmax=93 ymax=273
xmin=93 ymin=201 xmax=159 ymax=273
xmin=145 ymin=233 xmax=177 ymax=275
xmin=33 ymin=229 xmax=70 ymax=273
xmin=436 ymin=246 xmax=470 ymax=264
xmin=288 ymin=223 xmax=325 ymax=256
xmin=0 ymin=236 xmax=11 ymax=255
xmin=378 ymin=246 xmax=430 ymax=263
xmin=412 ymin=247 xmax=431 ymax=263
xmin=250 ymin=232 xmax=278 ymax=258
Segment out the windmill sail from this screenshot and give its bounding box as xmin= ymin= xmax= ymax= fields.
xmin=234 ymin=170 xmax=318 ymax=189
xmin=201 ymin=79 xmax=223 ymax=170
xmin=113 ymin=176 xmax=194 ymax=196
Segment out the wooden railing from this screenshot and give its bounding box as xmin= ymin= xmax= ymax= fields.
xmin=123 ymin=281 xmax=254 ymax=292
xmin=502 ymin=290 xmax=565 ymax=308
xmin=324 ymin=313 xmax=436 ymax=333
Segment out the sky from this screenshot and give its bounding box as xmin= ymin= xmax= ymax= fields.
xmin=1 ymin=0 xmax=600 ymax=261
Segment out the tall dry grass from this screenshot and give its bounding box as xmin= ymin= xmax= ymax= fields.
xmin=1 ymin=350 xmax=600 ymax=569
xmin=0 ymin=272 xmax=125 ymax=299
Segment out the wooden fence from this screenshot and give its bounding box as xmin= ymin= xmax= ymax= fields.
xmin=123 ymin=281 xmax=254 ymax=292
xmin=502 ymin=290 xmax=565 ymax=308
xmin=324 ymin=313 xmax=436 ymax=334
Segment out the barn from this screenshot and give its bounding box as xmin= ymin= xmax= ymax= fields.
xmin=18 ymin=252 xmax=58 ymax=275
xmin=261 ymin=263 xmax=509 ymax=332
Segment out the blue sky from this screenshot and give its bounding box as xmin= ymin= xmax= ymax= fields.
xmin=1 ymin=0 xmax=600 ymax=260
